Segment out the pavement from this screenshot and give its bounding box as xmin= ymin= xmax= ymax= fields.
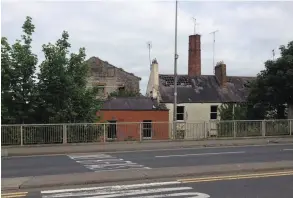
xmin=2 ymin=136 xmax=293 ymax=157
xmin=2 ymin=144 xmax=293 ymax=178
xmin=2 ymin=170 xmax=293 ymax=198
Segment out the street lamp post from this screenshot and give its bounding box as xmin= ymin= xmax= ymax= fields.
xmin=173 ymin=0 xmax=179 ymax=139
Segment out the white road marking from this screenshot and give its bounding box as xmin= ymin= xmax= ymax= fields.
xmin=139 ymin=192 xmax=210 ymax=198
xmin=94 ymin=166 xmax=151 ymax=172
xmin=69 ymin=154 xmax=114 ymax=159
xmin=155 ymin=151 xmax=246 ymax=158
xmin=68 ymin=154 xmax=150 ymax=171
xmin=41 ymin=181 xmax=180 ymax=193
xmin=41 ymin=181 xmax=210 ymax=198
xmin=43 ymin=187 xmax=192 ymax=198
xmin=283 ymin=149 xmax=293 ymax=151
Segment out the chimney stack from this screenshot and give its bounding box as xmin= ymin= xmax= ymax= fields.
xmin=151 ymin=59 xmax=159 ymax=100
xmin=188 ymin=34 xmax=201 ymax=76
xmin=215 ymin=62 xmax=227 ymax=87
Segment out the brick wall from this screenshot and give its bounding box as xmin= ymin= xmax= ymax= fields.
xmin=99 ymin=110 xmax=169 ymax=141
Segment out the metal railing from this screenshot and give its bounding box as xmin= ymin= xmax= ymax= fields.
xmin=1 ymin=119 xmax=292 ymax=146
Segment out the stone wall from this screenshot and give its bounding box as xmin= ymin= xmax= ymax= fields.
xmin=86 ymin=57 xmax=141 ymax=97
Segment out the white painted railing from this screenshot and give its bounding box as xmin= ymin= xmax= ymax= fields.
xmin=1 ymin=119 xmax=292 ymax=146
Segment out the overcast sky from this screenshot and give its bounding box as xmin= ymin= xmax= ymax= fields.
xmin=2 ymin=1 xmax=293 ymax=94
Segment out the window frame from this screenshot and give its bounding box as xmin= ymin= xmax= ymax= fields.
xmin=142 ymin=120 xmax=152 ymax=139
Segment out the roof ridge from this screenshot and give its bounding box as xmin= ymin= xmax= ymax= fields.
xmin=89 ymin=56 xmax=141 ymax=80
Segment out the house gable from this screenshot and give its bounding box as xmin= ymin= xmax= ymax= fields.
xmin=86 ymin=57 xmax=141 ymax=97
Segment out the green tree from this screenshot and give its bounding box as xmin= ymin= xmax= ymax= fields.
xmin=1 ymin=16 xmax=38 ymax=124
xmin=218 ymin=103 xmax=248 ymax=120
xmin=247 ymin=41 xmax=293 ymax=119
xmin=37 ymin=31 xmax=101 ymax=123
xmin=1 ymin=37 xmax=13 ymax=123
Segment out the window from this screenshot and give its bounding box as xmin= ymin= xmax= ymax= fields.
xmin=210 ymin=105 xmax=218 ymax=120
xmin=118 ymin=86 xmax=125 ymax=93
xmin=142 ymin=120 xmax=152 ymax=139
xmin=176 ymin=106 xmax=185 ymax=121
xmin=107 ymin=120 xmax=117 ymax=139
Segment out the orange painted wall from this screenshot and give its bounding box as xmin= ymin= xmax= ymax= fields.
xmin=99 ymin=110 xmax=169 ymax=141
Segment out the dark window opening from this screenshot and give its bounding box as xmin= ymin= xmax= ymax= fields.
xmin=211 ymin=105 xmax=218 ymax=113
xmin=210 ymin=105 xmax=218 ymax=120
xmin=118 ymin=86 xmax=125 ymax=93
xmin=107 ymin=120 xmax=117 ymax=139
xmin=176 ymin=106 xmax=185 ymax=121
xmin=143 ymin=120 xmax=152 ymax=138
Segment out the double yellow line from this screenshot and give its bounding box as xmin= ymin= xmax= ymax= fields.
xmin=1 ymin=192 xmax=27 ymax=198
xmin=178 ymin=170 xmax=293 ymax=183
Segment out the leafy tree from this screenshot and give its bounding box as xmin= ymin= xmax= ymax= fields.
xmin=37 ymin=31 xmax=101 ymax=123
xmin=247 ymin=41 xmax=293 ymax=119
xmin=1 ymin=37 xmax=13 ymax=123
xmin=218 ymin=103 xmax=248 ymax=120
xmin=1 ymin=16 xmax=38 ymax=124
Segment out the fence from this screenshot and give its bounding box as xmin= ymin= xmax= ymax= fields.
xmin=1 ymin=119 xmax=293 ymax=146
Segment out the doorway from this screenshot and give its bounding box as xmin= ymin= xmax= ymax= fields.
xmin=107 ymin=120 xmax=117 ymax=139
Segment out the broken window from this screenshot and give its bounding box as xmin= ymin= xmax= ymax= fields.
xmin=118 ymin=86 xmax=125 ymax=92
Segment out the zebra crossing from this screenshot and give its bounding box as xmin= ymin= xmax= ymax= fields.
xmin=41 ymin=181 xmax=211 ymax=198
xmin=68 ymin=153 xmax=150 ymax=172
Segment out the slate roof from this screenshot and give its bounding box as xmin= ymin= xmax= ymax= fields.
xmin=101 ymin=97 xmax=168 ymax=111
xmin=159 ymin=74 xmax=255 ymax=103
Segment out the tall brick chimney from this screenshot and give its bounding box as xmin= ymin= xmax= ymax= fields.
xmin=215 ymin=62 xmax=227 ymax=87
xmin=188 ymin=34 xmax=201 ymax=76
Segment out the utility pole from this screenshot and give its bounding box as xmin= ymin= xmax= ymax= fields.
xmin=272 ymin=49 xmax=275 ymax=61
xmin=209 ymin=30 xmax=219 ymax=73
xmin=147 ymin=41 xmax=152 ymax=70
xmin=173 ymin=0 xmax=179 ymax=139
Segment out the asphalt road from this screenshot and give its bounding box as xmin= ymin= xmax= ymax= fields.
xmin=3 ymin=172 xmax=293 ymax=198
xmin=2 ymin=144 xmax=293 ymax=178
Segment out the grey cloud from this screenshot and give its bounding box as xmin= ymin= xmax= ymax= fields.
xmin=2 ymin=1 xmax=293 ymax=94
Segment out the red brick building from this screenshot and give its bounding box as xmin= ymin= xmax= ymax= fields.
xmin=99 ymin=97 xmax=169 ymax=141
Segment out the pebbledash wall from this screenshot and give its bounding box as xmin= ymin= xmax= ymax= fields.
xmin=99 ymin=110 xmax=169 ymax=141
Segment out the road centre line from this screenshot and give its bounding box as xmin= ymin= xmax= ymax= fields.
xmin=155 ymin=151 xmax=246 ymax=158
xmin=178 ymin=170 xmax=293 ymax=183
xmin=283 ymin=148 xmax=293 ymax=151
